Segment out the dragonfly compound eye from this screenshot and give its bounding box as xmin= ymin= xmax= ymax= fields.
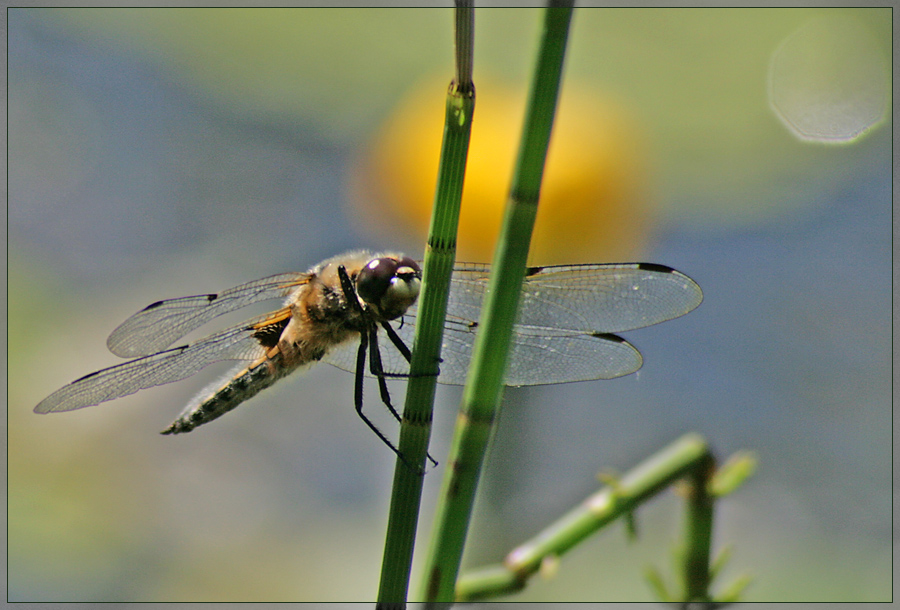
xmin=357 ymin=256 xmax=422 ymax=320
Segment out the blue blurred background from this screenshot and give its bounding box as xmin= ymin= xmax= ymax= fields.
xmin=8 ymin=7 xmax=891 ymax=602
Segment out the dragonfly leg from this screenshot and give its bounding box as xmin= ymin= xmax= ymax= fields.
xmin=381 ymin=320 xmax=412 ymax=361
xmin=337 ymin=264 xmax=363 ymax=314
xmin=380 ymin=320 xmax=441 ymax=380
xmin=368 ymin=326 xmax=438 ymax=469
xmin=339 ymin=264 xmax=430 ymax=473
xmin=352 ymin=327 xmax=411 ymax=465
xmin=367 ymin=326 xmax=402 ymax=423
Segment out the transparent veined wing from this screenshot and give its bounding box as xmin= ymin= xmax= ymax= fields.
xmin=437 ymin=322 xmax=644 ymax=385
xmin=444 ymin=262 xmax=703 ymax=335
xmin=321 ymin=320 xmax=644 ymax=387
xmin=35 ymin=308 xmax=292 ymax=414
xmin=322 ymin=261 xmax=702 ymax=386
xmin=107 ymin=272 xmax=310 ymax=358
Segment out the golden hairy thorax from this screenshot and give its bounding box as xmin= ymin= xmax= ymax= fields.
xmin=258 ymin=251 xmax=416 ymax=369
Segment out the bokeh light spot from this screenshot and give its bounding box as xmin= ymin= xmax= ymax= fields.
xmin=768 ymin=15 xmax=888 ymax=144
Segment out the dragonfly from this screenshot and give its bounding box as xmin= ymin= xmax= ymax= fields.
xmin=35 ymin=249 xmax=702 ymax=454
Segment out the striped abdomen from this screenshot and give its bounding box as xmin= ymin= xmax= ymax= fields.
xmin=161 ymin=355 xmax=296 ymax=435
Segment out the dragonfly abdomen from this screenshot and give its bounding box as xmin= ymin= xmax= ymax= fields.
xmin=161 ymin=355 xmax=294 ymax=435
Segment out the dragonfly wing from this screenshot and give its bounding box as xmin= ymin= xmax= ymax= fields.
xmin=405 ymin=262 xmax=698 ymax=385
xmin=427 ymin=319 xmax=642 ymax=386
xmin=503 ymin=329 xmax=642 ymax=385
xmin=323 ymin=261 xmax=699 ymax=387
xmin=107 ymin=272 xmax=310 ymax=357
xmin=436 ymin=263 xmax=489 ymax=330
xmin=322 ymin=311 xmax=642 ymax=387
xmin=35 ymin=309 xmax=288 ymax=413
xmin=516 ymin=263 xmax=702 ymax=333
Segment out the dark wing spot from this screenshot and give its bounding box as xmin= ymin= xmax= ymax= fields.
xmin=252 ymin=316 xmax=290 ymax=349
xmin=468 ymin=321 xmax=478 ymax=330
xmin=144 ymin=293 xmax=218 ymax=311
xmin=636 ymin=262 xmax=675 ymax=274
xmin=590 ymin=332 xmax=627 ymax=343
xmin=525 ymin=266 xmax=544 ymax=277
xmin=73 ymin=370 xmax=101 ymax=383
xmin=73 ymin=344 xmax=189 ymax=382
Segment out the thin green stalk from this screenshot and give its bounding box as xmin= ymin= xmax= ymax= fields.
xmin=454 ymin=434 xmax=712 ymax=601
xmin=420 ymin=5 xmax=574 ymax=603
xmin=376 ymin=3 xmax=475 ymax=606
xmin=678 ymin=451 xmax=716 ymax=602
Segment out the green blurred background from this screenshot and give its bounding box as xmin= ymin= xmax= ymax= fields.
xmin=8 ymin=7 xmax=891 ymax=602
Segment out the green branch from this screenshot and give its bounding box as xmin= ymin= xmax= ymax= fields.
xmin=456 ymin=433 xmax=711 ymax=600
xmin=375 ymin=2 xmax=475 ymax=606
xmin=455 ymin=435 xmax=755 ymax=602
xmin=419 ymin=5 xmax=575 ymax=603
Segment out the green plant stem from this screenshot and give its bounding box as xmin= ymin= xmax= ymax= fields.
xmin=679 ymin=451 xmax=716 ymax=602
xmin=455 ymin=0 xmax=474 ymax=86
xmin=454 ymin=433 xmax=712 ymax=601
xmin=375 ymin=3 xmax=475 ymax=606
xmin=419 ymin=5 xmax=574 ymax=603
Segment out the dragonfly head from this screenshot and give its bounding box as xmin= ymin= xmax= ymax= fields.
xmin=356 ymin=255 xmax=422 ymax=320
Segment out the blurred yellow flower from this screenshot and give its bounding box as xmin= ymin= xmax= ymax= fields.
xmin=350 ymin=76 xmax=652 ymax=264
